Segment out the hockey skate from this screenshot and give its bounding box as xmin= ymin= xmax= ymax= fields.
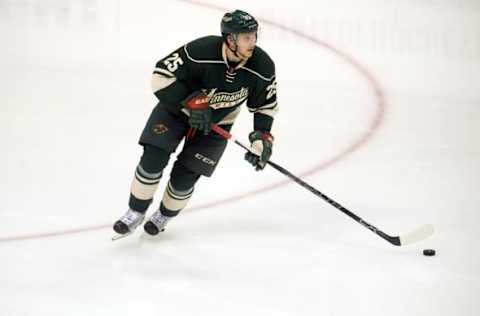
xmin=143 ymin=209 xmax=172 ymax=236
xmin=112 ymin=209 xmax=145 ymax=240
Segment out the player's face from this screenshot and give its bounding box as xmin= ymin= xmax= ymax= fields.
xmin=234 ymin=32 xmax=257 ymax=59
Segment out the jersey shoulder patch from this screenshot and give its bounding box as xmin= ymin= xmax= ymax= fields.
xmin=242 ymin=46 xmax=275 ymax=81
xmin=184 ymin=36 xmax=224 ymax=63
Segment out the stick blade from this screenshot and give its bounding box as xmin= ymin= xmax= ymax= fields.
xmin=399 ymin=224 xmax=434 ymax=246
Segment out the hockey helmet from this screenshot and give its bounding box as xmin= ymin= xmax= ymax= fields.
xmin=221 ymin=10 xmax=258 ymax=37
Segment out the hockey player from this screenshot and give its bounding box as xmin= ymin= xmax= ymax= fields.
xmin=113 ymin=9 xmax=278 ymax=237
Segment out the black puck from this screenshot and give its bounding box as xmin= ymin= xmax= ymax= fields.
xmin=423 ymin=249 xmax=436 ymax=256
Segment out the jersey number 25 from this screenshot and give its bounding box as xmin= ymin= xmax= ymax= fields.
xmin=163 ymin=53 xmax=184 ymax=72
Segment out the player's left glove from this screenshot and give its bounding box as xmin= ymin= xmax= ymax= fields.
xmin=183 ymin=90 xmax=213 ymax=135
xmin=245 ymin=131 xmax=274 ymax=171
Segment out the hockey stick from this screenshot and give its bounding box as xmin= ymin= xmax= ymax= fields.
xmin=211 ymin=124 xmax=434 ymax=246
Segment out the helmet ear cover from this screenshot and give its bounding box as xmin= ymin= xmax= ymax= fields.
xmin=222 ymin=32 xmax=237 ymax=43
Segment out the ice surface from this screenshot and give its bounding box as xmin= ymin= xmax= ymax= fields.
xmin=1 ymin=0 xmax=479 ymax=315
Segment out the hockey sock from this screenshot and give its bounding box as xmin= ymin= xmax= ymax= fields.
xmin=129 ymin=145 xmax=170 ymax=213
xmin=157 ymin=160 xmax=201 ymax=216
xmin=159 ymin=181 xmax=194 ymax=217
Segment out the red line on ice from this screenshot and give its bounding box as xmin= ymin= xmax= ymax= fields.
xmin=0 ymin=1 xmax=385 ymax=243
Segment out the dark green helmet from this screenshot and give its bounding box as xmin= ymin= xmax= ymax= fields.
xmin=221 ymin=10 xmax=258 ymax=37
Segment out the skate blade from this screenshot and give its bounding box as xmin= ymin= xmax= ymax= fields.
xmin=111 ymin=232 xmax=133 ymax=241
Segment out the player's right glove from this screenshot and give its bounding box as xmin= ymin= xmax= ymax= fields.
xmin=245 ymin=131 xmax=274 ymax=171
xmin=183 ymin=90 xmax=213 ymax=135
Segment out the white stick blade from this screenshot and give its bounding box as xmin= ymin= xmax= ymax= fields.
xmin=399 ymin=224 xmax=434 ymax=245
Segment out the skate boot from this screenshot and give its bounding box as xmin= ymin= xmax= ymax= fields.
xmin=144 ymin=209 xmax=173 ymax=236
xmin=113 ymin=209 xmax=145 ymax=235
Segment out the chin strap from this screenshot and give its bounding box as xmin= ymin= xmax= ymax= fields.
xmin=228 ymin=43 xmax=240 ymax=59
xmin=226 ymin=34 xmax=243 ymax=59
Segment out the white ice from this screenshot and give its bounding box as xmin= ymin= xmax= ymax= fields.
xmin=1 ymin=0 xmax=479 ymax=315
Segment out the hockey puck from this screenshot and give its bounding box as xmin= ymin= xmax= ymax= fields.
xmin=423 ymin=249 xmax=436 ymax=256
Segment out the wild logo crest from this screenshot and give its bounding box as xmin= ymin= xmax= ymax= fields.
xmin=153 ymin=124 xmax=168 ymax=134
xmin=207 ymin=87 xmax=249 ymax=109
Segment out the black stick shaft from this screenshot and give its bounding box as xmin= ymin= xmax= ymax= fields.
xmin=265 ymin=159 xmax=398 ymax=245
xmin=214 ymin=127 xmax=400 ymax=246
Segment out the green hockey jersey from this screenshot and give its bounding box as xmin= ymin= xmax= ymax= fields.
xmin=151 ymin=35 xmax=278 ymax=132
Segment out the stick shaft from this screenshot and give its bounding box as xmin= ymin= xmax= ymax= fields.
xmin=211 ymin=124 xmax=400 ymax=246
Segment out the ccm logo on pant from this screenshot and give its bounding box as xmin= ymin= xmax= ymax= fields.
xmin=194 ymin=153 xmax=216 ymax=166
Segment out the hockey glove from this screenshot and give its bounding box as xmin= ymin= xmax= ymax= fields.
xmin=183 ymin=90 xmax=213 ymax=135
xmin=245 ymin=131 xmax=274 ymax=171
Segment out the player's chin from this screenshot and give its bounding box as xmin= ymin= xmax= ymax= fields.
xmin=242 ymin=50 xmax=254 ymax=59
